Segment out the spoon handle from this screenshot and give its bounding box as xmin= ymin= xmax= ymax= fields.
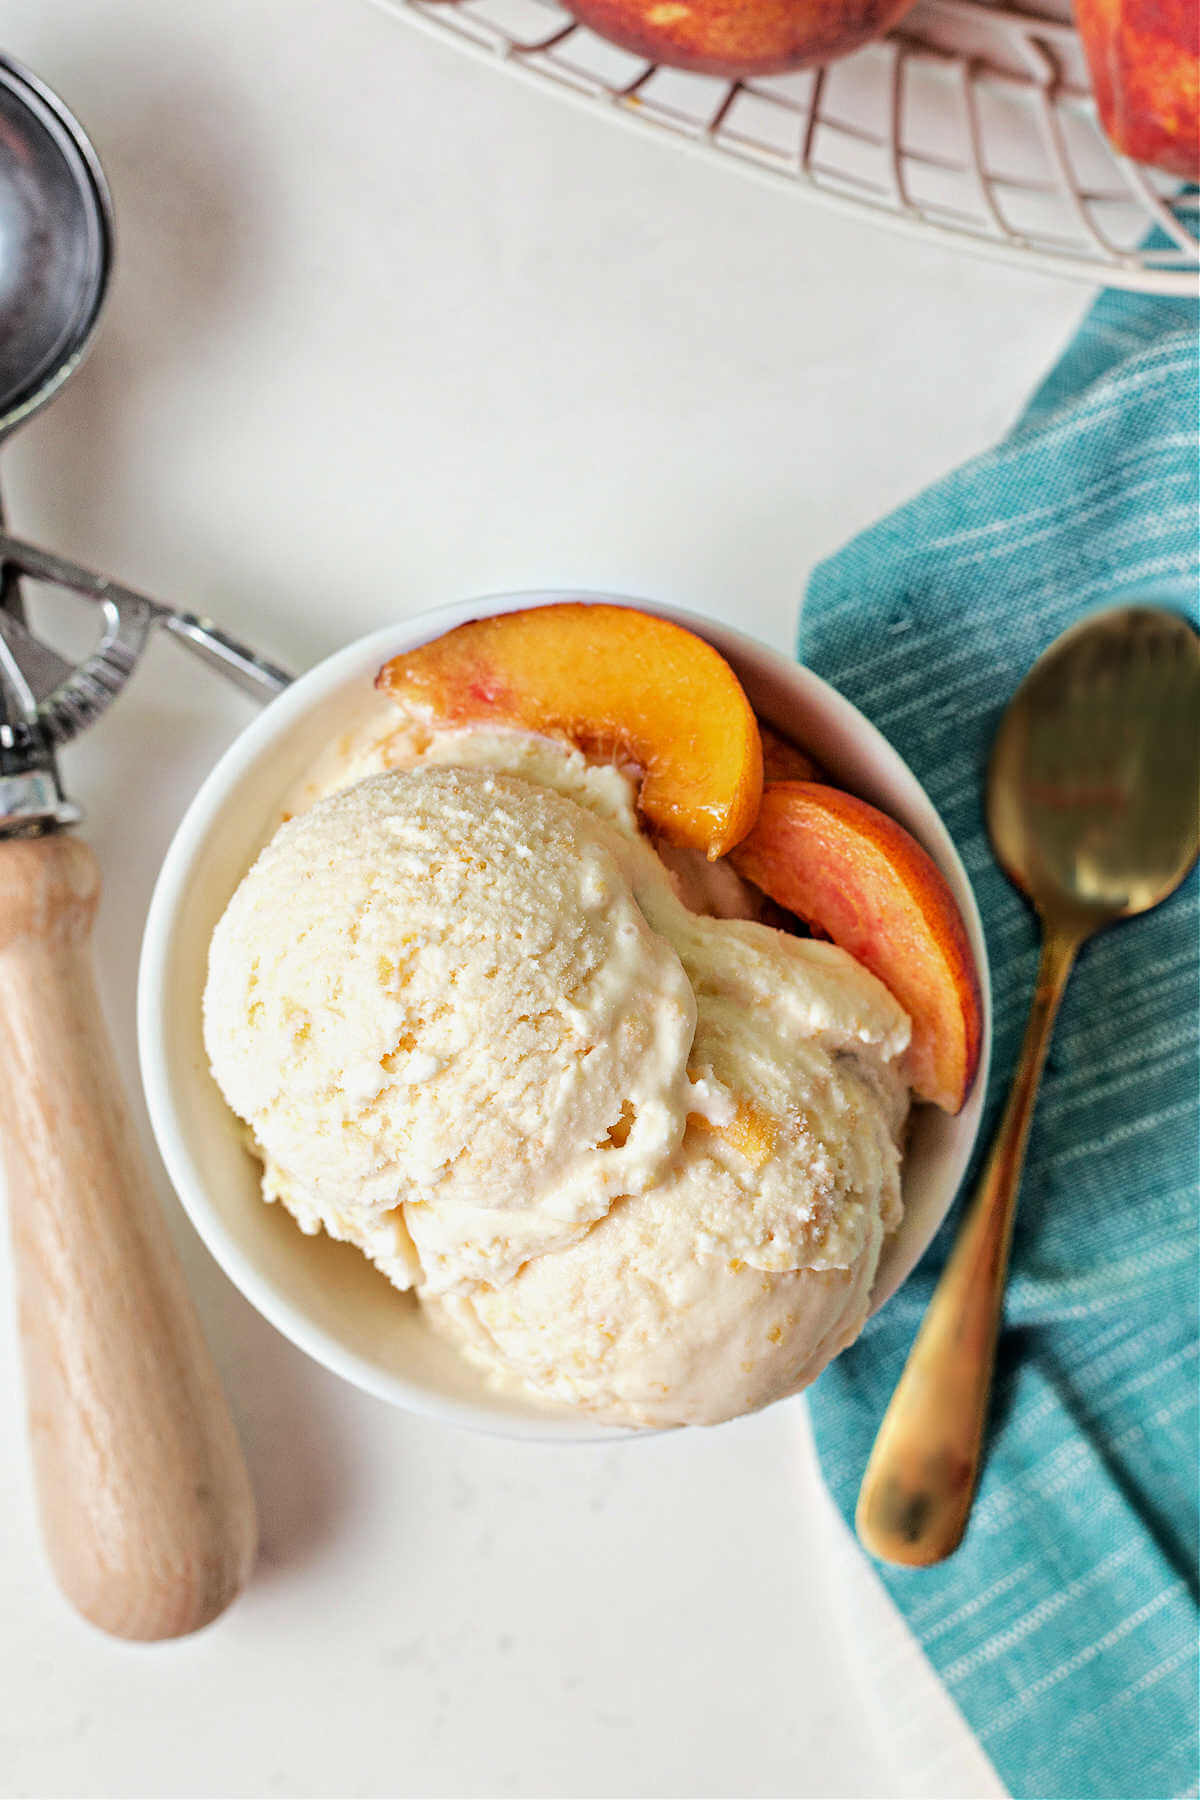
xmin=0 ymin=834 xmax=257 ymax=1637
xmin=855 ymin=923 xmax=1080 ymax=1566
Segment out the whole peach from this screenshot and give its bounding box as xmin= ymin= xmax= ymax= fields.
xmin=1075 ymin=0 xmax=1199 ymax=177
xmin=564 ymin=0 xmax=921 ymax=76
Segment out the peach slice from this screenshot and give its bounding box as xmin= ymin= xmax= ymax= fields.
xmin=730 ymin=782 xmax=982 ymax=1113
xmin=760 ymin=723 xmax=825 ymax=784
xmin=377 ymin=604 xmax=763 ymax=858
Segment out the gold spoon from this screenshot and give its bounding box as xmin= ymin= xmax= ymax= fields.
xmin=856 ymin=603 xmax=1200 ymax=1567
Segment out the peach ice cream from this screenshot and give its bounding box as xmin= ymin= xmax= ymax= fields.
xmin=202 ymin=607 xmax=980 ymax=1429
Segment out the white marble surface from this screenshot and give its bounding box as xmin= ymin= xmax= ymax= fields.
xmin=0 ymin=2 xmax=1089 ymax=1793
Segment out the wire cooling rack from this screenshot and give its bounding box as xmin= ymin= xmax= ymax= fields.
xmin=372 ymin=0 xmax=1198 ymax=292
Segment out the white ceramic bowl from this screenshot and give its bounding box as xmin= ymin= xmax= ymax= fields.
xmin=138 ymin=592 xmax=991 ymax=1440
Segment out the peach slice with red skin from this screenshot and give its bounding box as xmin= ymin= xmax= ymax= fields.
xmin=731 ymin=782 xmax=982 ymax=1113
xmin=377 ymin=604 xmax=763 ymax=859
xmin=760 ymin=723 xmax=825 ymax=784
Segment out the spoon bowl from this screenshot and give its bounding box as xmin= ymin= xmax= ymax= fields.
xmin=989 ymin=604 xmax=1200 ymax=926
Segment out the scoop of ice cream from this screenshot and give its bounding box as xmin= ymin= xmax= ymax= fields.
xmin=423 ymin=917 xmax=909 ymax=1427
xmin=204 ymin=765 xmax=699 ymax=1289
xmin=426 ymin=1171 xmax=886 ymax=1430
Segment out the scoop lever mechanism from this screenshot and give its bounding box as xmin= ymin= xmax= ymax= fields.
xmin=1 ymin=529 xmax=293 ymax=729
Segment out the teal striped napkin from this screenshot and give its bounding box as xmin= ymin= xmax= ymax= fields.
xmin=803 ymin=276 xmax=1199 ymax=1800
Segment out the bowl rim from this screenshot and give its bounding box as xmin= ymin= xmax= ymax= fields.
xmin=138 ymin=589 xmax=992 ymax=1439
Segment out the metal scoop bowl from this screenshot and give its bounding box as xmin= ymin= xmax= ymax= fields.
xmin=0 ymin=55 xmax=289 ymax=829
xmin=0 ymin=55 xmax=267 ymax=1639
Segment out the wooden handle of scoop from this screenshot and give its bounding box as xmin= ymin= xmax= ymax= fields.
xmin=0 ymin=834 xmax=257 ymax=1639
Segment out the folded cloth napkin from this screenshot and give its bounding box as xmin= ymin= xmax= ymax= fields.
xmin=803 ymin=275 xmax=1199 ymax=1800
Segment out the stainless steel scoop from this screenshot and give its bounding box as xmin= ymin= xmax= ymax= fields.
xmin=0 ymin=55 xmax=267 ymax=1640
xmin=0 ymin=55 xmax=291 ymax=835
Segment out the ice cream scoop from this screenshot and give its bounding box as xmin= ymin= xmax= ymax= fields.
xmin=204 ymin=765 xmax=699 ymax=1293
xmin=0 ymin=54 xmax=257 ymax=1641
xmin=426 ymin=946 xmax=909 ymax=1426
